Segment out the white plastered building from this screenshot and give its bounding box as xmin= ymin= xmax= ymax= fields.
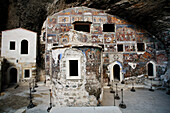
xmin=1 ymin=28 xmax=37 ymax=84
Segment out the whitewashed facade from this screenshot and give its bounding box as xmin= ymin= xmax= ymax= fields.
xmin=1 ymin=28 xmax=37 ymax=84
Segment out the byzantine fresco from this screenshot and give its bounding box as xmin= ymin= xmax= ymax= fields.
xmin=116 ymin=25 xmax=136 ymax=42
xmin=104 ymin=34 xmax=116 ymax=43
xmin=76 ymin=33 xmax=88 ymax=42
xmin=124 ymin=44 xmax=135 ymax=52
xmin=77 ymin=47 xmax=102 ymax=77
xmin=91 ymin=24 xmax=102 ymax=34
xmin=44 ymin=7 xmax=167 ymax=78
xmin=105 ymin=44 xmax=116 ymax=52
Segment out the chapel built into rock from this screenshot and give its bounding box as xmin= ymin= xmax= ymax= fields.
xmin=40 ymin=7 xmax=168 ymax=106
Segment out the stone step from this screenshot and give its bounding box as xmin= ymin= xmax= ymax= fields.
xmin=51 ymin=106 xmax=122 ymax=113
xmin=144 ymin=79 xmax=162 ymax=87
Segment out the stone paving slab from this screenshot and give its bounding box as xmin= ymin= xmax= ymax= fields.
xmin=101 ymin=88 xmax=170 ymax=113
xmin=1 ymin=82 xmax=170 ymax=113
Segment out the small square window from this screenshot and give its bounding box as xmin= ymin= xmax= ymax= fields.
xmin=69 ymin=60 xmax=78 ymax=76
xmin=117 ymin=44 xmax=123 ymax=52
xmin=10 ymin=41 xmax=15 ymax=50
xmin=137 ymin=43 xmax=145 ymax=51
xmin=103 ymin=24 xmax=115 ymax=32
xmin=25 ymin=70 xmax=30 ymax=78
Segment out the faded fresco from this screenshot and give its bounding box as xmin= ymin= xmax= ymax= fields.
xmin=43 ymin=7 xmax=167 ymax=80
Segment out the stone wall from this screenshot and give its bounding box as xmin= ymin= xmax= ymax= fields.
xmin=52 ymin=48 xmax=98 ymax=106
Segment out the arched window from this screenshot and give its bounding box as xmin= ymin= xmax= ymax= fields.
xmin=21 ymin=40 xmax=28 ymax=54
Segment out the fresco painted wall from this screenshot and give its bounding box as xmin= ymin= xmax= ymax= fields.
xmin=43 ymin=7 xmax=168 ymax=81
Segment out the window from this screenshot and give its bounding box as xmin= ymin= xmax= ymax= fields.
xmin=21 ymin=40 xmax=28 ymax=54
xmin=10 ymin=41 xmax=15 ymax=50
xmin=66 ymin=57 xmax=81 ymax=79
xmin=53 ymin=43 xmax=58 ymax=46
xmin=69 ymin=60 xmax=78 ymax=76
xmin=103 ymin=24 xmax=115 ymax=32
xmin=117 ymin=44 xmax=123 ymax=52
xmin=137 ymin=43 xmax=145 ymax=51
xmin=24 ymin=69 xmax=30 ymax=78
xmin=73 ymin=21 xmax=91 ymax=32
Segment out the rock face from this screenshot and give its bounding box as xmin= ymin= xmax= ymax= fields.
xmin=0 ymin=0 xmax=169 ymax=67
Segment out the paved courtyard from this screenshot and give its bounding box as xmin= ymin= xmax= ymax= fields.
xmin=102 ymin=87 xmax=170 ymax=113
xmin=0 ymin=82 xmax=50 ymax=113
xmin=0 ymin=82 xmax=170 ymax=113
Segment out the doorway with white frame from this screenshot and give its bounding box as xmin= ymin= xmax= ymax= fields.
xmin=146 ymin=61 xmax=156 ymax=78
xmin=107 ymin=61 xmax=123 ymax=83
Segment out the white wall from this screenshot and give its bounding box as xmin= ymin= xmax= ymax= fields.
xmin=1 ymin=28 xmax=37 ymax=63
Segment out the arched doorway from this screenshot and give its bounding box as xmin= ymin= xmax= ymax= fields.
xmin=10 ymin=68 xmax=17 ymax=83
xmin=148 ymin=63 xmax=153 ymax=76
xmin=107 ymin=61 xmax=123 ymax=83
xmin=146 ymin=61 xmax=156 ymax=78
xmin=113 ymin=64 xmax=120 ymax=81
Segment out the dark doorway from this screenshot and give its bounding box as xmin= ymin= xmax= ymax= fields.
xmin=113 ymin=64 xmax=120 ymax=81
xmin=10 ymin=68 xmax=17 ymax=83
xmin=148 ymin=63 xmax=153 ymax=76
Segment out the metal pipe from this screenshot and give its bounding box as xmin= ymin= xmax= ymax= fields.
xmin=131 ymin=82 xmax=135 ymax=92
xmin=110 ymin=80 xmax=115 ymax=93
xmin=115 ymin=83 xmax=120 ymax=100
xmin=113 ymin=92 xmax=115 ymax=106
xmin=47 ymin=89 xmax=52 ymax=112
xmin=27 ymin=82 xmax=35 ymax=109
xmin=119 ymin=89 xmax=126 ymax=109
xmin=149 ymin=78 xmax=154 ymax=91
xmin=32 ymin=79 xmax=36 ymax=92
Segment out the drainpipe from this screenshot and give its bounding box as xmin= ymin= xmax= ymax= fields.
xmin=101 ymin=49 xmax=103 ymax=86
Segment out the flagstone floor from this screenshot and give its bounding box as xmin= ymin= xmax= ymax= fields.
xmin=102 ymin=88 xmax=170 ymax=113
xmin=0 ymin=82 xmax=170 ymax=113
